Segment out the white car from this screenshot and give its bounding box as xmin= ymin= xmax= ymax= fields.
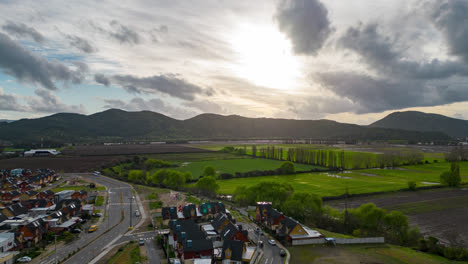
xmin=268 ymin=239 xmax=276 ymax=246
xmin=17 ymin=256 xmax=32 ymax=262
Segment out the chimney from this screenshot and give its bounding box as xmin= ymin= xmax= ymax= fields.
xmin=176 ymin=225 xmax=181 ymax=232
xmin=187 ymin=240 xmax=192 ymax=248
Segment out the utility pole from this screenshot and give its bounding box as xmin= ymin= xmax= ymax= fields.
xmin=54 ymin=235 xmax=57 ymax=264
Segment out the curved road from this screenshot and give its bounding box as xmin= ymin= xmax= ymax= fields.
xmin=39 ymin=174 xmax=141 ymax=264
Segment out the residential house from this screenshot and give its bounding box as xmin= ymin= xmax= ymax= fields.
xmin=277 ymin=217 xmax=324 ymax=244
xmin=220 ymin=240 xmax=256 ymax=264
xmin=220 ymin=222 xmax=249 ymax=243
xmin=54 ymin=190 xmax=74 ymax=203
xmin=162 ymin=207 xmax=178 ymax=220
xmin=71 ymin=190 xmax=87 ymax=200
xmin=0 ymin=233 xmax=15 ymax=252
xmin=19 ymin=219 xmax=48 ymax=245
xmin=255 ymin=202 xmax=272 ymax=224
xmin=1 ymin=191 xmax=20 ymax=203
xmin=211 ymin=214 xmax=230 ymax=234
xmin=19 ymin=190 xmax=38 ymax=201
xmin=37 ymin=190 xmax=54 ymax=200
xmin=266 ymin=208 xmax=285 ymax=231
xmin=182 ymin=204 xmax=201 ymax=220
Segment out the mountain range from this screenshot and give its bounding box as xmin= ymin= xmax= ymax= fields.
xmin=0 ymin=109 xmax=461 ymax=145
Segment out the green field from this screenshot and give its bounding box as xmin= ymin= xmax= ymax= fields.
xmin=211 ymin=161 xmax=468 ymax=197
xmin=289 ymin=244 xmax=467 ymax=264
xmin=168 ymin=158 xmax=325 ymax=178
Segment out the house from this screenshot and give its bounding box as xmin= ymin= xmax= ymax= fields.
xmin=182 ymin=204 xmax=201 ymax=220
xmin=1 ymin=191 xmax=20 ymax=203
xmin=37 ymin=190 xmax=54 ymax=200
xmin=21 ymin=199 xmax=54 ymax=210
xmin=19 ymin=219 xmax=48 ymax=245
xmin=221 ymin=240 xmax=257 ymax=264
xmin=180 ymin=239 xmax=213 ymax=261
xmin=19 ymin=190 xmax=38 ymax=201
xmin=56 ymin=199 xmax=82 ymax=211
xmin=162 ymin=207 xmax=178 ymax=220
xmin=54 ymin=190 xmax=74 ymax=203
xmin=277 ymin=217 xmax=324 ymax=244
xmin=220 ymin=222 xmax=249 ymax=242
xmin=266 ymin=208 xmax=285 ymax=230
xmin=17 ymin=181 xmax=29 ymax=192
xmin=255 ymin=202 xmax=272 ymax=224
xmin=71 ymin=190 xmax=87 ymax=200
xmin=4 ymin=203 xmax=28 ymax=217
xmin=212 ymin=214 xmax=230 ymax=234
xmin=0 ymin=233 xmax=15 ymax=252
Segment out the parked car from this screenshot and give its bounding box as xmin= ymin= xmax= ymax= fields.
xmin=139 ymin=238 xmax=145 ymax=246
xmin=135 ymin=210 xmax=140 ymax=217
xmin=268 ymin=239 xmax=276 ymax=246
xmin=71 ymin=229 xmax=81 ymax=233
xmin=88 ymin=225 xmax=98 ymax=232
xmin=280 ymin=249 xmax=286 ymax=257
xmin=93 ymin=213 xmax=102 ymax=217
xmin=17 ymin=256 xmax=32 ymax=262
xmin=258 ymin=241 xmax=264 ymax=248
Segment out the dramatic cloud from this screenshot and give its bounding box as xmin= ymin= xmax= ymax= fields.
xmin=109 ymin=20 xmax=141 ymax=45
xmin=430 ymin=0 xmax=468 ymax=62
xmin=275 ymin=0 xmax=333 ymax=55
xmin=0 ymin=32 xmax=87 ymax=90
xmin=339 ymin=23 xmax=468 ymax=79
xmin=103 ymin=97 xmax=195 ymax=120
xmin=27 ymin=89 xmax=86 ymax=113
xmin=0 ymin=88 xmax=23 ymax=111
xmin=94 ymin=74 xmax=110 ymax=86
xmin=112 ymin=74 xmax=210 ymax=101
xmin=66 ymin=35 xmax=97 ymax=53
xmin=1 ymin=21 xmax=45 ymax=43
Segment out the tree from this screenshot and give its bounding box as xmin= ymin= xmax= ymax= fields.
xmin=184 ymin=171 xmax=193 ymax=182
xmin=162 ymin=171 xmax=186 ymax=190
xmin=196 ymin=176 xmax=219 ymax=196
xmin=203 ymin=166 xmax=216 ymax=178
xmin=279 ymin=161 xmax=295 ymax=174
xmin=440 ymin=162 xmax=461 ymax=186
xmin=128 ymin=170 xmax=145 ymax=182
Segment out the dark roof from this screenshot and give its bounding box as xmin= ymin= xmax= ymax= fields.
xmin=162 ymin=207 xmax=178 ymax=220
xmin=182 ymin=239 xmax=213 ymax=252
xmin=56 ymin=199 xmax=81 ymax=210
xmin=279 ymin=217 xmax=299 ymax=236
xmin=211 ymin=214 xmax=228 ymax=231
xmin=268 ymin=208 xmax=283 ymax=224
xmin=257 ymin=202 xmax=273 ymax=219
xmin=25 ymin=190 xmax=38 ymax=196
xmin=182 ymin=204 xmax=197 ymax=218
xmin=0 ymin=212 xmax=7 ymax=223
xmin=222 ymin=240 xmax=244 ymax=261
xmin=9 ymin=190 xmax=20 ymax=197
xmin=169 ymin=219 xmax=198 ymax=233
xmin=8 ymin=203 xmax=28 ymax=216
xmin=221 ymin=222 xmax=239 ymax=240
xmin=176 ymin=229 xmax=205 ymax=243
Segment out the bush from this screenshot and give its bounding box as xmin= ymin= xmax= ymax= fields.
xmin=407 ymin=181 xmax=417 ymax=191
xmin=279 ymin=161 xmax=295 ymax=174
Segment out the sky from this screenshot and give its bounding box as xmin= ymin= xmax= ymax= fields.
xmin=0 ymin=0 xmax=468 ymax=124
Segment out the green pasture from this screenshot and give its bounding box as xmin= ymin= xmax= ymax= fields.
xmin=211 ymin=161 xmax=468 ymax=197
xmin=169 ymin=158 xmax=325 ymax=178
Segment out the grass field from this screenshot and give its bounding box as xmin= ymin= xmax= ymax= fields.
xmin=212 ymin=161 xmax=468 ymax=197
xmin=106 ymin=242 xmax=143 ymax=264
xmin=168 ymin=158 xmax=325 ymax=178
xmin=384 ymin=195 xmax=468 ymax=215
xmin=95 ymin=196 xmax=104 ymax=206
xmin=289 ymin=244 xmax=467 ymax=264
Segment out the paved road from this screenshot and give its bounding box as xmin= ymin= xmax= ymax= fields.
xmin=39 ymin=174 xmax=141 ymax=264
xmin=115 ymin=231 xmax=160 ymax=264
xmin=244 ymin=222 xmax=284 ymax=264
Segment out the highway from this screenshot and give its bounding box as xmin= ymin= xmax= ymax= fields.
xmin=39 ymin=174 xmax=142 ymax=264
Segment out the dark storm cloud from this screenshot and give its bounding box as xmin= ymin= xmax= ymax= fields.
xmin=109 ymin=20 xmax=141 ymax=45
xmin=112 ymin=74 xmax=210 ymax=101
xmin=66 ymin=35 xmax=97 ymax=53
xmin=275 ymin=0 xmax=333 ymax=55
xmin=339 ymin=24 xmax=468 ymax=80
xmin=430 ymin=0 xmax=468 ymax=62
xmin=94 ymin=74 xmax=110 ymax=86
xmin=2 ymin=21 xmax=45 ymax=43
xmin=0 ymin=32 xmax=87 ymax=90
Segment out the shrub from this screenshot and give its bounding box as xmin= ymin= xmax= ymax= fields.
xmin=407 ymin=181 xmax=417 ymax=191
xmin=279 ymin=161 xmax=295 ymax=174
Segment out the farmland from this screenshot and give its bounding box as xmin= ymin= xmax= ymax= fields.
xmin=62 ymin=144 xmax=209 ymax=156
xmin=212 ymin=161 xmax=468 ymax=196
xmin=289 ymin=244 xmax=467 ymax=264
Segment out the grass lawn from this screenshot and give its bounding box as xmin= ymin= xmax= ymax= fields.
xmin=167 ymin=158 xmax=325 ymax=179
xmin=95 ymin=196 xmax=105 ymax=206
xmin=185 ymin=196 xmax=201 ymax=205
xmin=210 ymin=161 xmax=468 ymax=197
xmin=289 ymin=244 xmax=467 ymax=264
xmin=149 ymin=201 xmax=163 ymax=210
xmin=146 ymin=193 xmax=158 ymax=200
xmin=50 ymin=185 xmax=106 ymax=193
xmin=107 ymin=242 xmax=143 ymax=264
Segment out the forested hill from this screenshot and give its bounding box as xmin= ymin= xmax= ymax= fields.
xmin=0 ymin=109 xmax=451 ymax=145
xmin=370 ymin=111 xmax=468 ymax=139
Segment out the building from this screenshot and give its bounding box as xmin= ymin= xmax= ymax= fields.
xmin=24 ymin=149 xmax=61 ymax=157
xmin=54 ymin=190 xmax=74 ymax=203
xmin=220 ymin=240 xmax=256 ymax=264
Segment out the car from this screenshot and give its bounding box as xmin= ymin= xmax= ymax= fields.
xmin=258 ymin=241 xmax=264 ymax=248
xmin=71 ymin=229 xmax=81 ymax=233
xmin=88 ymin=225 xmax=98 ymax=232
xmin=17 ymin=256 xmax=32 ymax=262
xmin=138 ymin=238 xmax=145 ymax=246
xmin=268 ymin=239 xmax=276 ymax=246
xmin=135 ymin=210 xmax=140 ymax=217
xmin=93 ymin=213 xmax=102 ymax=217
xmin=93 ymin=171 xmax=101 ymax=176
xmin=280 ymin=249 xmax=286 ymax=257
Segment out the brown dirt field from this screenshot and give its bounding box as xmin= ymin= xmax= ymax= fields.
xmin=63 ymin=144 xmax=211 ymax=156
xmin=0 ymin=155 xmax=126 ymax=172
xmin=326 ymin=188 xmax=468 ymax=247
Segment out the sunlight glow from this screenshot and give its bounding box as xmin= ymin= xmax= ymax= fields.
xmin=229 ymin=24 xmax=303 ymax=91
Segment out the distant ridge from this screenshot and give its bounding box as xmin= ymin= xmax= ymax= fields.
xmin=370 ymin=111 xmax=468 ymax=139
xmin=0 ymin=109 xmax=451 ymax=144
